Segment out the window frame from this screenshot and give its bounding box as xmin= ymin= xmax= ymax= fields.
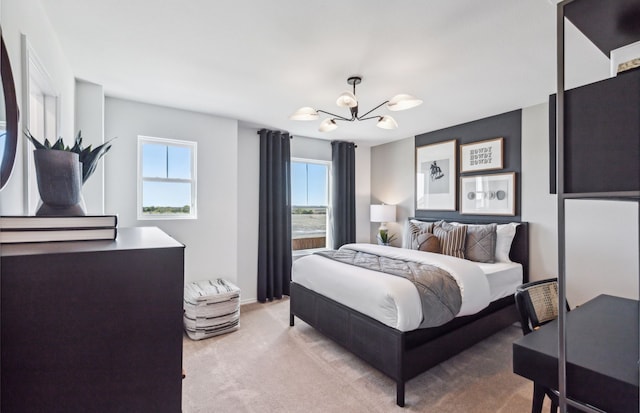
xmin=137 ymin=135 xmax=197 ymax=220
xmin=290 ymin=157 xmax=331 ymax=252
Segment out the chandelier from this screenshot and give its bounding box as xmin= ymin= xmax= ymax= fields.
xmin=289 ymin=76 xmax=423 ymax=132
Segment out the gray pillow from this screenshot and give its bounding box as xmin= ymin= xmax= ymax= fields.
xmin=465 ymin=223 xmax=497 ymax=263
xmin=405 ymin=220 xmax=435 ymax=250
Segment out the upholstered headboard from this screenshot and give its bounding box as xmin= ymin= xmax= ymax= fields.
xmin=408 ymin=218 xmax=529 ymax=283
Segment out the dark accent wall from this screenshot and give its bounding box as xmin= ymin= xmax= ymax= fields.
xmin=414 ymin=109 xmax=522 ymax=223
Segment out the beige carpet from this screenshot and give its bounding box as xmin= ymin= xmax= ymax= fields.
xmin=182 ymin=298 xmax=544 ymax=412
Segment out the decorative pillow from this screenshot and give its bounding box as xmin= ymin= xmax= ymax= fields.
xmin=433 ymin=222 xmax=467 ymax=259
xmin=495 ymin=223 xmax=520 ymax=263
xmin=465 ymin=223 xmax=497 ymax=263
xmin=416 ymin=232 xmax=441 ymax=253
xmin=404 ymin=220 xmax=434 ymax=250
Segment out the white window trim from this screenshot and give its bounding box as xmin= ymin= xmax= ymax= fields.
xmin=291 ymin=157 xmax=332 ymax=251
xmin=22 ymin=34 xmax=60 ymax=215
xmin=137 ymin=135 xmax=197 ymax=220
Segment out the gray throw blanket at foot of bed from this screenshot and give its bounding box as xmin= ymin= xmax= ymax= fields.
xmin=315 ymin=248 xmax=462 ymax=328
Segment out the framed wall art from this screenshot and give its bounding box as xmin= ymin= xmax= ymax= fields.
xmin=460 ymin=172 xmax=515 ymax=216
xmin=460 ymin=137 xmax=503 ymax=173
xmin=415 ymin=139 xmax=457 ymax=211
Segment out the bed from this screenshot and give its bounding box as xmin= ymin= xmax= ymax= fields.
xmin=289 ymin=218 xmax=528 ymax=407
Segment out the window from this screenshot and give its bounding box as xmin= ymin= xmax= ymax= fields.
xmin=291 ymin=159 xmax=330 ymax=251
xmin=138 ymin=136 xmax=197 ymax=219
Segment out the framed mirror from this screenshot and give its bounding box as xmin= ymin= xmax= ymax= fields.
xmin=1 ymin=34 xmax=19 ymax=190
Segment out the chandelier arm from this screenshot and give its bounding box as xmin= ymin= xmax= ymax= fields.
xmin=357 ymin=116 xmax=382 ymax=121
xmin=316 ymin=109 xmax=353 ymax=122
xmin=356 ymin=100 xmax=389 ymax=120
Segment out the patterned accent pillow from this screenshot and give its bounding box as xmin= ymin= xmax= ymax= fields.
xmin=433 ymin=222 xmax=467 ymax=259
xmin=416 ymin=232 xmax=441 ymax=253
xmin=405 ymin=220 xmax=435 ymax=250
xmin=465 ymin=223 xmax=497 ymax=263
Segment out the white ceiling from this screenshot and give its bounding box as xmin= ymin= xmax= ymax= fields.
xmin=39 ymin=0 xmax=609 ymax=146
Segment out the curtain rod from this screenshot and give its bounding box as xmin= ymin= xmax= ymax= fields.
xmin=257 ymin=130 xmax=358 ymax=147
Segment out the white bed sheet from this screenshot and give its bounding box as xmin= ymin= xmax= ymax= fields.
xmin=477 ymin=261 xmax=523 ymax=302
xmin=292 ymin=245 xmax=522 ymax=332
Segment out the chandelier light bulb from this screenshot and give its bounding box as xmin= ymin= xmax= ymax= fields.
xmin=386 ymin=94 xmax=423 ymax=111
xmin=336 ymin=91 xmax=358 ymax=108
xmin=289 ymin=107 xmax=319 ymax=121
xmin=319 ymin=118 xmax=338 ymax=132
xmin=376 ymin=115 xmax=398 ymax=130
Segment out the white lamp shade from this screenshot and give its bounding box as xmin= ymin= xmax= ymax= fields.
xmin=386 ymin=94 xmax=423 ymax=111
xmin=290 ymin=107 xmax=319 ymax=120
xmin=336 ymin=91 xmax=358 ymax=108
xmin=376 ymin=115 xmax=398 ymax=130
xmin=319 ymin=118 xmax=338 ymax=132
xmin=370 ymin=204 xmax=396 ymax=223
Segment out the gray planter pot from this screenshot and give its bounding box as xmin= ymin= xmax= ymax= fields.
xmin=33 ymin=149 xmax=86 ymax=216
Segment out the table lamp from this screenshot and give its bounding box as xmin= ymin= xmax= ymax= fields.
xmin=370 ymin=204 xmax=396 ymax=244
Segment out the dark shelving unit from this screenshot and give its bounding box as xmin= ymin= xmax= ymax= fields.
xmin=556 ymin=1 xmax=640 ymax=412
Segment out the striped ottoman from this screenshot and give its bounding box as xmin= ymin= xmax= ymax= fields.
xmin=183 ymin=278 xmax=240 ymax=340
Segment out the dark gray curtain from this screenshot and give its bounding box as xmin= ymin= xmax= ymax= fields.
xmin=331 ymin=140 xmax=356 ymax=249
xmin=257 ymin=129 xmax=292 ymax=302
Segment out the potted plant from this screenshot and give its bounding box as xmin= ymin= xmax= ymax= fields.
xmin=24 ymin=130 xmax=114 ymax=216
xmin=377 ymin=229 xmax=397 ymax=246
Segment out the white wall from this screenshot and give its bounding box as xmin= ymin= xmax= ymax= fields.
xmin=236 ymin=126 xmax=260 ymax=303
xmin=521 ymin=103 xmax=557 ymax=280
xmin=0 ymin=0 xmax=75 ymax=214
xmin=104 ymin=97 xmax=239 ymax=287
xmin=291 ymin=136 xmax=331 ymax=161
xmin=75 ymin=79 xmax=105 ymax=214
xmin=565 ymin=200 xmax=638 ymax=305
xmin=370 ymin=136 xmax=414 ymax=246
xmin=354 ymin=144 xmax=371 ymax=243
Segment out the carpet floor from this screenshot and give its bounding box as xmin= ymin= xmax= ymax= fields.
xmin=182 ymin=298 xmax=544 ymax=412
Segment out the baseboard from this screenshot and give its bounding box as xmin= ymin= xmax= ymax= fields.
xmin=240 ymin=297 xmax=257 ymax=306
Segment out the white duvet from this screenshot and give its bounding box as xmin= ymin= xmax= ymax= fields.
xmin=292 ymin=243 xmax=493 ymax=332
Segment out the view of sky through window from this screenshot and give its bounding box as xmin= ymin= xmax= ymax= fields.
xmin=291 ymin=162 xmax=328 ymax=206
xmin=142 ymin=143 xmax=192 ymax=208
xmin=291 ymin=161 xmax=329 ymax=248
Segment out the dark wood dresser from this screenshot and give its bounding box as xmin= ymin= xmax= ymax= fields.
xmin=1 ymin=226 xmax=185 ymax=412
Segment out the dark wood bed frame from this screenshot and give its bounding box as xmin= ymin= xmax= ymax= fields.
xmin=289 ymin=220 xmax=529 ymax=407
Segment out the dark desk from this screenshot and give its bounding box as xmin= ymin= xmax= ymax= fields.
xmin=513 ymin=294 xmax=639 ymax=413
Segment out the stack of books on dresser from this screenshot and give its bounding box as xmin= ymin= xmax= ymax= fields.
xmin=0 ymin=215 xmax=118 ymax=244
xmin=183 ymin=278 xmax=241 ymax=340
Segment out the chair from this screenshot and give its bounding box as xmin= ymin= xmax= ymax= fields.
xmin=515 ymin=278 xmax=570 ymax=413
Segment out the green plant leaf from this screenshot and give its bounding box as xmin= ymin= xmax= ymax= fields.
xmin=51 ymin=138 xmax=66 ymax=150
xmin=70 ymin=130 xmax=83 ymax=153
xmin=79 ymin=138 xmax=115 ymax=183
xmin=23 ymin=130 xmax=46 ymax=150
